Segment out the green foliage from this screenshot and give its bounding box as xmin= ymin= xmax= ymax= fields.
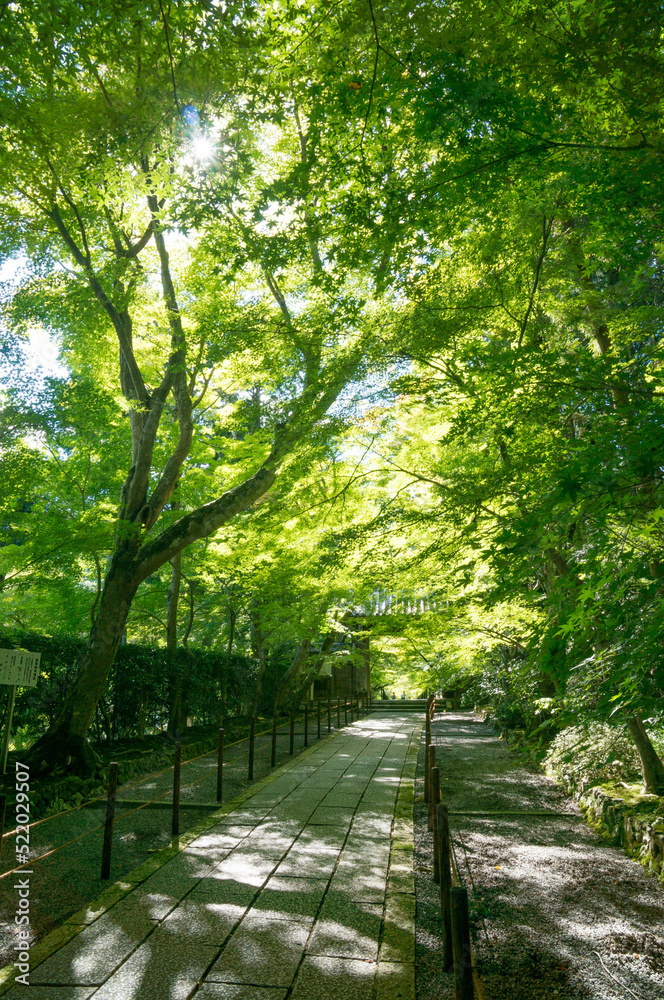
xmin=0 ymin=631 xmax=256 ymax=745
xmin=544 ymin=723 xmax=660 ymax=788
xmin=0 ymin=0 xmax=662 ymax=776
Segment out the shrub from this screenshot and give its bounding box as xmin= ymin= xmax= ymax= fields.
xmin=544 ymin=722 xmax=643 ymax=788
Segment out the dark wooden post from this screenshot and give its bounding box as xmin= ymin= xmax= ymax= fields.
xmin=428 ymin=747 xmax=437 ymax=830
xmin=100 ymin=762 xmax=118 ymax=879
xmin=0 ymin=795 xmax=6 ymax=850
xmin=304 ymin=702 xmax=309 ymax=747
xmin=344 ymin=698 xmax=348 ymax=725
xmin=216 ymin=728 xmax=224 ymax=803
xmin=337 ymin=696 xmax=340 ymax=727
xmin=437 ymin=804 xmax=453 ymax=972
xmin=327 ymin=696 xmax=331 ymax=733
xmin=424 ymin=743 xmax=430 ymax=804
xmin=433 ymin=797 xmax=440 ymax=885
xmin=248 ymin=716 xmax=255 ymax=780
xmin=317 ymin=700 xmax=321 ymax=739
xmin=271 ymin=714 xmax=277 ymax=768
xmin=172 ymin=743 xmax=182 ymax=837
xmin=349 ymin=696 xmax=354 ymax=722
xmin=430 ymin=764 xmax=440 ymax=834
xmin=289 ymin=712 xmax=295 ymax=754
xmin=451 ymin=886 xmax=474 ymax=999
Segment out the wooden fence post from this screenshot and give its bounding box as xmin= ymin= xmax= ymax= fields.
xmin=428 ymin=747 xmax=437 ymax=829
xmin=100 ymin=762 xmax=118 ymax=879
xmin=430 ymin=764 xmax=440 ymax=835
xmin=433 ymin=796 xmax=440 ymax=884
xmin=289 ymin=712 xmax=295 ymax=755
xmin=437 ymin=804 xmax=454 ymax=973
xmin=304 ymin=702 xmax=309 ymax=747
xmin=337 ymin=696 xmax=340 ymax=727
xmin=0 ymin=795 xmax=6 ymax=850
xmin=172 ymin=743 xmax=182 ymax=837
xmin=317 ymin=700 xmax=321 ymax=740
xmin=271 ymin=714 xmax=277 ymax=768
xmin=327 ymin=697 xmax=331 ymax=733
xmin=216 ymin=728 xmax=224 ymax=803
xmin=451 ymin=886 xmax=474 ymax=999
xmin=248 ymin=716 xmax=255 ymax=780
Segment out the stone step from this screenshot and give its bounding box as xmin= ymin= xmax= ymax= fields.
xmin=372 ymin=700 xmax=427 ymax=711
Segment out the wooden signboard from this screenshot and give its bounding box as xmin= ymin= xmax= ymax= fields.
xmin=0 ymin=648 xmax=41 ymax=688
xmin=0 ymin=648 xmax=41 ymax=773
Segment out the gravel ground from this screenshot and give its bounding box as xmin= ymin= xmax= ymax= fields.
xmin=414 ymin=711 xmax=664 ymax=1000
xmin=0 ymin=716 xmax=329 ymax=968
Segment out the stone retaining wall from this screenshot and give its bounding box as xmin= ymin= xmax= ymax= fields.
xmin=577 ymin=783 xmax=664 ymax=877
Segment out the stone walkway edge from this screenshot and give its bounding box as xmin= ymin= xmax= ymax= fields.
xmin=0 ymin=715 xmax=422 ymax=998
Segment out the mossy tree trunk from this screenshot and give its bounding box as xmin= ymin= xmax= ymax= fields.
xmin=625 ymin=713 xmax=664 ymax=794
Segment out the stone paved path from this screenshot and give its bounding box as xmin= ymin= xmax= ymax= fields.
xmin=1 ymin=717 xmax=328 ymax=967
xmin=1 ymin=712 xmax=421 ymax=1000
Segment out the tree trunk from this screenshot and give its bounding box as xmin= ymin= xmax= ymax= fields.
xmin=249 ymin=602 xmax=266 ymax=717
xmin=625 ymin=712 xmax=664 ymax=794
xmin=137 ymin=694 xmax=148 ymax=739
xmin=277 ymin=632 xmax=337 ymax=710
xmin=97 ymin=696 xmax=113 ymax=743
xmin=166 ymin=553 xmax=183 ymax=739
xmin=219 ymin=606 xmax=236 ymax=724
xmin=276 ymin=637 xmax=313 ymax=710
xmin=26 ymin=561 xmax=139 ymax=775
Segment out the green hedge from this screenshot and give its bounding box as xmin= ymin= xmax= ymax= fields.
xmin=0 ymin=632 xmax=257 ymax=745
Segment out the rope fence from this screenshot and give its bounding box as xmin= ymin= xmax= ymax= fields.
xmin=0 ymin=697 xmax=370 ymax=882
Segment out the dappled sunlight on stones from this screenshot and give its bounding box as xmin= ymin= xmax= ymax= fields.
xmin=207 ymin=911 xmax=309 ymax=987
xmin=92 ymin=934 xmax=217 ymax=1000
xmin=157 ymin=899 xmax=246 ymax=945
xmin=30 ymin=906 xmax=154 ymax=986
xmin=291 ymin=956 xmax=376 ymax=1000
xmin=251 ymin=875 xmax=328 ymax=920
xmin=415 ymin=710 xmax=664 ymax=999
xmin=375 ymin=960 xmax=415 ymax=1000
xmin=19 ymin=715 xmax=419 ymax=999
xmin=196 ymin=985 xmax=287 ymax=999
xmin=309 ymin=904 xmax=382 ymax=960
xmin=3 ymin=987 xmax=98 ymax=999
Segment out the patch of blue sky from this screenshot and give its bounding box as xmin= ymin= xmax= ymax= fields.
xmin=1 ymin=255 xmax=69 ymax=404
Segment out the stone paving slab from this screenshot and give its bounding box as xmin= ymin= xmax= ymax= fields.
xmin=2 ymin=713 xmax=421 ymax=998
xmin=196 ymin=987 xmax=287 ymax=1000
xmin=207 ymin=911 xmax=309 ymax=987
xmin=290 ymin=956 xmax=376 ymax=999
xmin=3 ymin=991 xmax=98 ymax=1000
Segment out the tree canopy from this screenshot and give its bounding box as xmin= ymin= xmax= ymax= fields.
xmin=0 ymin=0 xmax=662 ymax=791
